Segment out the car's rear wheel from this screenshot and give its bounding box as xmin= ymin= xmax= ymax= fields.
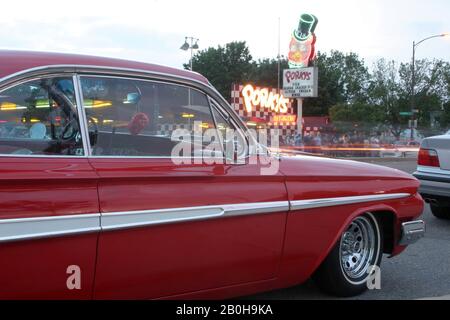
xmin=313 ymin=213 xmax=383 ymax=297
xmin=430 ymin=203 xmax=450 ymax=220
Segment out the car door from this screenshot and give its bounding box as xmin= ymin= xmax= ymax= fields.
xmin=0 ymin=75 xmax=99 ymax=299
xmin=78 ymin=75 xmax=289 ymax=299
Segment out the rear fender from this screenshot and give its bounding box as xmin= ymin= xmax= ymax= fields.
xmin=277 ymin=202 xmax=399 ymax=287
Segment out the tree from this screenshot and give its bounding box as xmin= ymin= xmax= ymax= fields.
xmin=303 ymin=51 xmax=370 ymax=116
xmin=330 ymin=102 xmax=385 ymax=124
xmin=441 ymin=101 xmax=450 ymax=129
xmin=433 ymin=63 xmax=450 ymax=130
xmin=366 ymin=59 xmax=407 ymax=139
xmin=303 ymin=52 xmax=343 ymax=116
xmin=248 ymin=58 xmax=289 ymax=89
xmin=185 ymin=41 xmax=253 ymax=100
xmin=187 ymin=41 xmax=450 ymax=136
xmin=398 ymin=59 xmax=448 ymax=131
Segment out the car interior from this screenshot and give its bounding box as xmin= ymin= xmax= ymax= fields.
xmin=0 ymin=78 xmax=84 ymax=156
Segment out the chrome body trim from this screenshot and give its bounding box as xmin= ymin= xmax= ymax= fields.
xmin=0 ymin=194 xmax=414 ymax=243
xmin=101 ymin=202 xmax=290 ymax=231
xmin=0 ymin=214 xmax=100 ymax=243
xmin=0 ymin=154 xmax=88 ymax=159
xmin=290 ymin=193 xmax=411 ymax=211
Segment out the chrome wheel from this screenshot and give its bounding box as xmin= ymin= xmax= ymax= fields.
xmin=339 ymin=215 xmax=379 ymax=284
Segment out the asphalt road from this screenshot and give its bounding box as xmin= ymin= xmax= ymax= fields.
xmin=247 ymin=158 xmax=450 ymax=300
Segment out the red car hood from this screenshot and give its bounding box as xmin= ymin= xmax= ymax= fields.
xmin=278 ymin=154 xmax=420 ymax=196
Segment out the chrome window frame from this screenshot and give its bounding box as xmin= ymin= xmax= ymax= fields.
xmin=0 ymin=65 xmax=253 ymax=161
xmin=77 ymin=73 xmax=228 ymax=159
xmin=208 ymin=97 xmax=249 ymax=162
xmin=73 ymin=75 xmax=91 ymax=156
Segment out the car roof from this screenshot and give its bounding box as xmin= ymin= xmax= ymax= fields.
xmin=0 ymin=50 xmax=209 ymax=85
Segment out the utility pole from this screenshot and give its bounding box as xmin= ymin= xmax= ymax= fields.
xmin=409 ymin=33 xmax=448 ymax=141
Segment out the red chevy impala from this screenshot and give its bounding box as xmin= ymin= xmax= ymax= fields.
xmin=0 ymin=50 xmax=424 ymax=299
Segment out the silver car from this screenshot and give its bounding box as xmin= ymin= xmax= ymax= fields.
xmin=414 ymin=135 xmax=450 ymax=219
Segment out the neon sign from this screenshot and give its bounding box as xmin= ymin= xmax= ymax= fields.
xmin=288 ymin=14 xmax=318 ymax=69
xmin=241 ymin=84 xmax=289 ymax=114
xmin=284 ymin=69 xmax=313 ymax=83
xmin=272 ymin=115 xmax=297 ymax=124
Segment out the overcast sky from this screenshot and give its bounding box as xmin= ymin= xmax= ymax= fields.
xmin=1 ymin=0 xmax=449 ymax=69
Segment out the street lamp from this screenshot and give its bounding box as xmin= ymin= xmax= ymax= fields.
xmin=410 ymin=33 xmax=448 ymax=140
xmin=180 ymin=36 xmax=200 ymax=71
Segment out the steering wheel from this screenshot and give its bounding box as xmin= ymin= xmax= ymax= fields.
xmin=59 ymin=116 xmax=99 ymax=148
xmin=61 ymin=118 xmax=80 ymax=142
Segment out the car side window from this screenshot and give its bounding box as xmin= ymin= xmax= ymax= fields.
xmin=80 ymin=76 xmax=217 ymax=157
xmin=210 ymin=101 xmax=248 ymax=160
xmin=0 ymin=77 xmax=84 ymax=156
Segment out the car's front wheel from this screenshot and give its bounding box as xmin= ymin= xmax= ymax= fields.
xmin=430 ymin=203 xmax=450 ymax=220
xmin=313 ymin=213 xmax=383 ymax=297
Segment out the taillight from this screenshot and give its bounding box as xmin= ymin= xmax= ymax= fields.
xmin=418 ymin=148 xmax=440 ymax=167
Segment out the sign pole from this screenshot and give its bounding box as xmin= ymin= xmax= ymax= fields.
xmin=297 ymin=98 xmax=303 ymax=141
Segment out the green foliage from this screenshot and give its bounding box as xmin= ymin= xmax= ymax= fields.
xmin=248 ymin=58 xmax=289 ymax=89
xmin=366 ymin=59 xmax=407 ymax=137
xmin=184 ymin=41 xmax=253 ymax=99
xmin=440 ymin=101 xmax=450 ymax=129
xmin=303 ymin=51 xmax=370 ymax=116
xmin=329 ymin=103 xmax=386 ymax=135
xmin=330 ymin=103 xmax=385 ymax=123
xmin=393 ymin=59 xmax=448 ymax=135
xmin=187 ymin=41 xmax=450 ymax=133
xmin=333 ymin=58 xmax=450 ymax=137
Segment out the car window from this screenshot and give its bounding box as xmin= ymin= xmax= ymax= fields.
xmin=0 ymin=77 xmax=84 ymax=156
xmin=80 ymin=76 xmax=217 ymax=157
xmin=210 ymin=102 xmax=247 ymax=160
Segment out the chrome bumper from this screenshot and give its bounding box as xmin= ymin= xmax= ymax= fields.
xmin=399 ymin=220 xmax=425 ymax=245
xmin=414 ymin=170 xmax=450 ymax=198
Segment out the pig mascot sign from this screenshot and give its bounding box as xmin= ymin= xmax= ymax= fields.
xmin=288 ymin=14 xmax=318 ymax=69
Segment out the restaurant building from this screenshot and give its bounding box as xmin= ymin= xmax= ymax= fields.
xmin=231 ymin=83 xmax=298 ymax=144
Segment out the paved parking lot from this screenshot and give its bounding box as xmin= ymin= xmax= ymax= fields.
xmin=248 ymin=158 xmax=450 ymax=300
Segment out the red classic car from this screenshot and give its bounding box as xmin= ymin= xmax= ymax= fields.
xmin=0 ymin=50 xmax=424 ymax=299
